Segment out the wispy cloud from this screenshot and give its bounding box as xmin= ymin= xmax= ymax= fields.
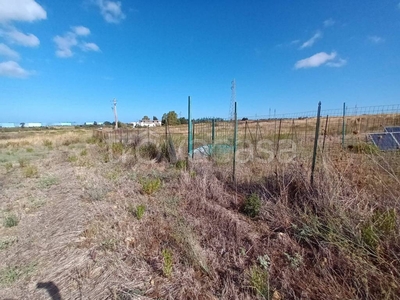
xmin=300 ymin=31 xmax=322 ymax=49
xmin=0 ymin=0 xmax=46 ymax=23
xmin=294 ymin=51 xmax=346 ymax=69
xmin=54 ymin=26 xmax=100 ymax=58
xmin=326 ymin=58 xmax=347 ymax=68
xmin=72 ymin=26 xmax=91 ymax=36
xmin=81 ymin=42 xmax=100 ymax=52
xmin=0 ymin=26 xmax=40 ymax=47
xmin=95 ymin=0 xmax=126 ymax=23
xmin=0 ymin=43 xmax=19 ymax=59
xmin=323 ymin=18 xmax=335 ymax=27
xmin=368 ymin=35 xmax=385 ymax=44
xmin=0 ymin=60 xmax=31 ymax=78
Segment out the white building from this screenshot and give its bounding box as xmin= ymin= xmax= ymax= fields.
xmin=131 ymin=120 xmax=162 ymax=127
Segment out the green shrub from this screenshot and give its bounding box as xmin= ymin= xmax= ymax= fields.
xmin=3 ymin=214 xmax=19 ymax=228
xmin=23 ymin=165 xmax=38 ymax=178
xmin=248 ymin=264 xmax=269 ymax=298
xmin=162 ymin=248 xmax=173 ymax=277
xmin=140 ymin=177 xmax=162 ymax=195
xmin=175 ymin=160 xmax=187 ymax=170
xmin=68 ymin=155 xmax=78 ymax=163
xmin=80 ymin=149 xmax=88 ymax=156
xmin=138 ymin=142 xmax=159 ymax=160
xmin=5 ymin=162 xmax=12 ymax=172
xmin=135 ymin=204 xmax=146 ymax=220
xmin=242 ymin=193 xmax=262 ymax=218
xmin=112 ymin=142 xmax=125 ymax=156
xmin=43 ymin=139 xmax=53 ymax=148
xmin=18 ymin=158 xmax=28 ymax=168
xmin=26 ymin=148 xmax=34 ymax=153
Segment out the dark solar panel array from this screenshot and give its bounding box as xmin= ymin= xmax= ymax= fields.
xmin=384 ymin=126 xmax=400 ymax=133
xmin=392 ymin=132 xmax=400 ymax=144
xmin=369 ymin=133 xmax=400 ymax=151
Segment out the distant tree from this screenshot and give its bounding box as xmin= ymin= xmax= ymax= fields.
xmin=179 ymin=117 xmax=188 ymax=125
xmin=241 ymin=117 xmax=248 ymax=121
xmin=142 ymin=116 xmax=150 ymax=121
xmin=153 ymin=116 xmax=158 ymax=121
xmin=20 ymin=122 xmax=25 ymax=128
xmin=104 ymin=121 xmax=112 ymax=126
xmin=162 ymin=111 xmax=179 ymax=125
xmin=94 ymin=121 xmax=98 ymax=126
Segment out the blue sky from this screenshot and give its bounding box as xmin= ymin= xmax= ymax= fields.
xmin=1 ymin=0 xmax=400 ymax=123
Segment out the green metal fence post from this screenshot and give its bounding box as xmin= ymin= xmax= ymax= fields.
xmin=342 ymin=102 xmax=346 ymax=149
xmin=311 ymin=101 xmax=322 ymax=186
xmin=212 ymin=118 xmax=215 ymax=145
xmin=233 ymin=102 xmax=238 ymax=182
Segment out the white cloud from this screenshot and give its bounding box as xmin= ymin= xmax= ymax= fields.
xmin=368 ymin=35 xmax=384 ymax=44
xmin=73 ymin=26 xmax=90 ymax=36
xmin=323 ymin=18 xmax=335 ymax=27
xmin=0 ymin=0 xmax=46 ymax=23
xmin=300 ymin=31 xmax=322 ymax=49
xmin=326 ymin=58 xmax=347 ymax=68
xmin=0 ymin=60 xmax=31 ymax=78
xmin=81 ymin=42 xmax=100 ymax=52
xmin=294 ymin=52 xmax=337 ymax=69
xmin=0 ymin=43 xmax=19 ymax=59
xmin=54 ymin=27 xmax=100 ymax=58
xmin=95 ymin=0 xmax=126 ymax=23
xmin=1 ymin=27 xmax=40 ymax=47
xmin=54 ymin=33 xmax=78 ymax=58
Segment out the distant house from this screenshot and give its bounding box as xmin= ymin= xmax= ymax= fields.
xmin=0 ymin=123 xmax=16 ymax=128
xmin=84 ymin=122 xmax=94 ymax=126
xmin=52 ymin=122 xmax=73 ymax=126
xmin=131 ymin=120 xmax=162 ymax=127
xmin=25 ymin=123 xmax=42 ymax=128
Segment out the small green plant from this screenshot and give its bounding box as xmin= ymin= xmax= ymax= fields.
xmin=18 ymin=158 xmax=28 ymax=167
xmin=80 ymin=149 xmax=88 ymax=156
xmin=43 ymin=139 xmax=53 ymax=148
xmin=135 ymin=204 xmax=146 ymax=220
xmin=23 ymin=165 xmax=38 ymax=178
xmin=0 ymin=237 xmax=18 ymax=250
xmin=242 ymin=193 xmax=262 ymax=218
xmin=101 ymin=238 xmax=117 ymax=251
xmin=112 ymin=142 xmax=125 ymax=156
xmin=175 ymin=160 xmax=187 ymax=170
xmin=68 ymin=155 xmax=78 ymax=163
xmin=138 ymin=142 xmax=159 ymax=160
xmin=284 ymin=252 xmax=303 ymax=269
xmin=248 ymin=264 xmax=269 ymax=298
xmin=39 ymin=176 xmax=59 ymax=188
xmin=162 ymin=248 xmax=173 ymax=277
xmin=3 ymin=214 xmax=19 ymax=228
xmin=141 ymin=177 xmax=162 ymax=195
xmin=0 ymin=262 xmax=36 ymax=286
xmin=5 ymin=162 xmax=12 ymax=172
xmin=26 ymin=148 xmax=34 ymax=153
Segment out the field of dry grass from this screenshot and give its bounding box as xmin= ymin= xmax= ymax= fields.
xmin=0 ymin=127 xmax=399 ymax=299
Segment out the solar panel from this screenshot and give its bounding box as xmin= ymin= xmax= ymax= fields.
xmin=384 ymin=126 xmax=400 ymax=133
xmin=392 ymin=132 xmax=400 ymax=144
xmin=369 ymin=133 xmax=400 ymax=151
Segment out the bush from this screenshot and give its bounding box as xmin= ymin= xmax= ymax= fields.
xmin=18 ymin=158 xmax=28 ymax=168
xmin=23 ymin=165 xmax=38 ymax=178
xmin=242 ymin=193 xmax=262 ymax=218
xmin=43 ymin=139 xmax=53 ymax=148
xmin=135 ymin=204 xmax=146 ymax=220
xmin=140 ymin=177 xmax=162 ymax=195
xmin=112 ymin=142 xmax=125 ymax=156
xmin=138 ymin=142 xmax=159 ymax=161
xmin=248 ymin=264 xmax=269 ymax=298
xmin=5 ymin=162 xmax=12 ymax=172
xmin=162 ymin=248 xmax=173 ymax=277
xmin=3 ymin=214 xmax=19 ymax=228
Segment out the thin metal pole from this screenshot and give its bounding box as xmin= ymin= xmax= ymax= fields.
xmin=233 ymin=102 xmax=238 ymax=182
xmin=342 ymin=102 xmax=346 ymax=149
xmin=275 ymin=119 xmax=282 ymax=158
xmin=188 ymin=96 xmax=192 ymax=158
xmin=322 ymin=115 xmax=329 ymax=153
xmin=311 ymin=101 xmax=322 ymax=185
xmin=212 ymin=118 xmax=215 ymax=145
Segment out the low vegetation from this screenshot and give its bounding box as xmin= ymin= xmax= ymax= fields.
xmin=0 ymin=128 xmax=399 ymax=299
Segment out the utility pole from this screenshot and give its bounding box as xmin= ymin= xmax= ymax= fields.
xmin=112 ymin=98 xmax=118 ymax=130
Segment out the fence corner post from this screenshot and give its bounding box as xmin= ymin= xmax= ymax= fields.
xmin=311 ymin=101 xmax=322 ymax=186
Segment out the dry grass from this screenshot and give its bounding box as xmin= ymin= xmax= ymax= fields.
xmin=0 ymin=128 xmax=399 ymax=299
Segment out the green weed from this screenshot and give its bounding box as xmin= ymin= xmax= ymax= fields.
xmin=68 ymin=155 xmax=78 ymax=163
xmin=80 ymin=149 xmax=88 ymax=156
xmin=0 ymin=237 xmax=18 ymax=250
xmin=112 ymin=142 xmax=125 ymax=156
xmin=135 ymin=204 xmax=146 ymax=220
xmin=43 ymin=139 xmax=53 ymax=148
xmin=5 ymin=162 xmax=12 ymax=172
xmin=26 ymin=148 xmax=34 ymax=153
xmin=242 ymin=193 xmax=262 ymax=218
xmin=162 ymin=248 xmax=173 ymax=277
xmin=39 ymin=176 xmax=59 ymax=188
xmin=3 ymin=214 xmax=19 ymax=228
xmin=0 ymin=262 xmax=36 ymax=286
xmin=18 ymin=158 xmax=28 ymax=167
xmin=140 ymin=177 xmax=162 ymax=195
xmin=23 ymin=165 xmax=38 ymax=178
xmin=248 ymin=264 xmax=269 ymax=298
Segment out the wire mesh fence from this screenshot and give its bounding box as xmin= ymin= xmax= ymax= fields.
xmin=94 ymin=103 xmax=400 ymax=180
